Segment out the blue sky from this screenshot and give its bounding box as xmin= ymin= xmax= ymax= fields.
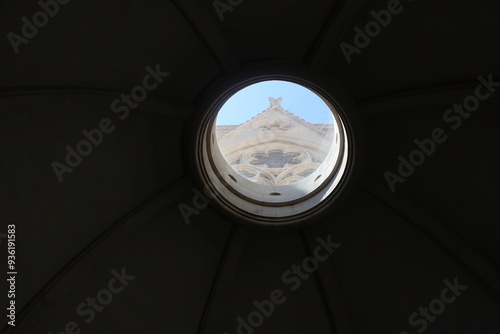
xmin=216 ymin=80 xmax=334 ymax=125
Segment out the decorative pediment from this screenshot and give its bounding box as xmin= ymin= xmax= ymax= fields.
xmin=216 ymin=97 xmax=334 ymax=186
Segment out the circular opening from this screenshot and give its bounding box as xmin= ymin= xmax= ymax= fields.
xmin=196 ymin=76 xmax=353 ymax=226
xmin=215 ymin=81 xmax=336 ymax=198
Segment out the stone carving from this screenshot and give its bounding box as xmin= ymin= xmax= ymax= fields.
xmin=216 ymin=97 xmax=335 ymax=186
xmin=250 ymin=149 xmax=301 ymax=168
xmin=258 ymin=119 xmax=294 ymax=132
xmin=269 ymin=97 xmax=283 ymax=108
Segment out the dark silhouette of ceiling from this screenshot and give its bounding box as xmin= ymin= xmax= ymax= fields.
xmin=1 ymin=0 xmax=500 ymax=333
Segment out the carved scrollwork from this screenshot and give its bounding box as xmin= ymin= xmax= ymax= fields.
xmin=231 ymin=146 xmax=320 ymax=185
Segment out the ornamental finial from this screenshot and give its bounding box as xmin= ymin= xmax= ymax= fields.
xmin=269 ymin=97 xmax=283 ymax=108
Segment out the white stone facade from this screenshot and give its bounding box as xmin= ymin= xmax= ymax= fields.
xmin=216 ymin=97 xmax=335 ymax=186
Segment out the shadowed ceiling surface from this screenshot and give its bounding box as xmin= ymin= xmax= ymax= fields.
xmin=1 ymin=0 xmax=500 ymax=333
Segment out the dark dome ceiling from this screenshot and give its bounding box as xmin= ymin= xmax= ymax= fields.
xmin=1 ymin=0 xmax=500 ymax=333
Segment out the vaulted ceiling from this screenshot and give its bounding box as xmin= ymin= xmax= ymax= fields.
xmin=1 ymin=0 xmax=500 ymax=333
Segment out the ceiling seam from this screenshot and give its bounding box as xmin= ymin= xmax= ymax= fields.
xmin=358 ymin=181 xmax=500 ymax=300
xmin=2 ymin=176 xmax=193 ymax=334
